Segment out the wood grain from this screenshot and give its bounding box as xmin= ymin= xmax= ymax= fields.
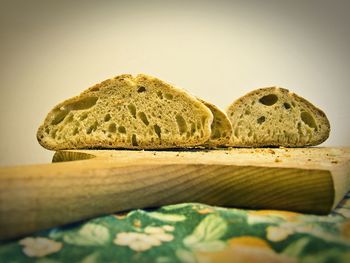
xmin=0 ymin=147 xmax=349 ymax=241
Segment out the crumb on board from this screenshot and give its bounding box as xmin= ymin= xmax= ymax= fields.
xmin=275 ymin=157 xmax=282 ymax=163
xmin=267 ymin=149 xmax=275 ymax=154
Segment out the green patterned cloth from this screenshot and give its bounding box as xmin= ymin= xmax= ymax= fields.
xmin=1 ymin=193 xmax=350 ymax=263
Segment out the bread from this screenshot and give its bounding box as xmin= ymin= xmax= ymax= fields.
xmin=198 ymin=99 xmax=232 ymax=147
xmin=37 ymin=74 xmax=214 ymax=150
xmin=226 ymin=87 xmax=330 ymax=147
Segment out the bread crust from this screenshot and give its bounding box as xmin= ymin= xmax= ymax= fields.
xmin=199 ymin=99 xmax=232 ymax=147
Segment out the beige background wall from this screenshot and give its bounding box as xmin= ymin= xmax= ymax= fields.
xmin=0 ymin=0 xmax=349 ymax=166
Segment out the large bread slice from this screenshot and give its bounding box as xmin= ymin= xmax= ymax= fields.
xmin=198 ymin=99 xmax=232 ymax=147
xmin=226 ymin=87 xmax=330 ymax=147
xmin=37 ymin=74 xmax=213 ymax=150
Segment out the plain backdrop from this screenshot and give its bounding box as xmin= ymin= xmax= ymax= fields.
xmin=0 ymin=0 xmax=349 ymax=166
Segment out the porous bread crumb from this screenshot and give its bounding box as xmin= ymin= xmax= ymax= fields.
xmin=37 ymin=74 xmax=214 ymax=150
xmin=226 ymin=87 xmax=330 ymax=147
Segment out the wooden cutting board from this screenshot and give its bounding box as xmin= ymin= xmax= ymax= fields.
xmin=0 ymin=147 xmax=349 ymax=241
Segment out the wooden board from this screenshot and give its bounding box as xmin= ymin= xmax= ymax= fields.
xmin=0 ymin=147 xmax=349 ymax=241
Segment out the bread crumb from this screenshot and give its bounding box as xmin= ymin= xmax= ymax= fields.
xmin=267 ymin=149 xmax=275 ymax=154
xmin=331 ymin=160 xmax=338 ymax=164
xmin=275 ymin=157 xmax=282 ymax=162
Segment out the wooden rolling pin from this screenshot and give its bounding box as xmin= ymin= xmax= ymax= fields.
xmin=0 ymin=147 xmax=349 ymax=241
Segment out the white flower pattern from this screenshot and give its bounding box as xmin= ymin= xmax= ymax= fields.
xmin=19 ymin=237 xmax=62 ymax=257
xmin=114 ymin=225 xmax=174 ymax=251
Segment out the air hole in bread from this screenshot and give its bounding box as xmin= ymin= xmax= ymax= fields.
xmin=201 ymin=116 xmax=207 ymax=127
xmin=45 ymin=127 xmax=50 ymax=134
xmin=51 ymin=130 xmax=57 ymax=139
xmin=248 ymin=130 xmax=252 ymax=137
xmin=87 ymin=121 xmax=98 ymax=134
xmin=176 ymin=114 xmax=187 ymax=134
xmin=51 ymin=109 xmax=69 ymax=125
xmin=154 ymin=124 xmax=161 ymax=139
xmin=118 ymin=126 xmax=126 ymax=133
xmin=108 ymin=123 xmax=116 ymax=133
xmin=259 ymin=94 xmax=278 ymax=106
xmin=164 ymin=93 xmax=173 ymax=100
xmin=138 ymin=112 xmax=149 ymax=126
xmin=65 ymin=97 xmax=98 ymax=111
xmin=132 ymin=134 xmax=138 ymax=146
xmin=301 ymin=111 xmax=317 ymax=130
xmin=128 ymin=104 xmax=137 ymax=118
xmin=137 ymin=86 xmax=146 ymax=93
xmin=283 ymin=103 xmax=291 ymax=109
xmin=211 ymin=130 xmax=221 ymax=139
xmin=257 ymin=116 xmax=266 ymax=124
xmin=104 ymin=113 xmax=111 ymax=122
xmin=72 ymin=127 xmax=79 ymax=135
xmin=156 ymin=91 xmax=163 ymax=99
xmin=190 ymin=122 xmax=196 ymax=135
xmin=80 ymin=113 xmax=88 ymax=121
xmin=65 ymin=113 xmax=74 ymax=123
xmin=245 ymin=109 xmax=251 ymax=115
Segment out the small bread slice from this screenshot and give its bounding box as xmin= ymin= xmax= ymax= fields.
xmin=37 ymin=74 xmax=213 ymax=150
xmin=198 ymin=99 xmax=232 ymax=147
xmin=226 ymin=87 xmax=330 ymax=147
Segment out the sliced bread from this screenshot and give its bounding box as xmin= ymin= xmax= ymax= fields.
xmin=198 ymin=99 xmax=232 ymax=147
xmin=37 ymin=74 xmax=214 ymax=150
xmin=226 ymin=87 xmax=330 ymax=147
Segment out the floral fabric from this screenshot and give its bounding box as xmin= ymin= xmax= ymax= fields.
xmin=1 ymin=192 xmax=350 ymax=263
